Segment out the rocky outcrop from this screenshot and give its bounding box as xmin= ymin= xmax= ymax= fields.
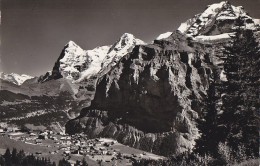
xmin=66 ymin=109 xmax=195 ymax=155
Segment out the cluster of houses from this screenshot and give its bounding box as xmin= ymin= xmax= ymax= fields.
xmin=58 ymin=136 xmax=118 ymax=158
xmin=0 ymin=126 xmax=160 ymax=165
xmin=0 ymin=126 xmax=21 ymax=133
xmin=0 ymin=127 xmax=121 ymax=160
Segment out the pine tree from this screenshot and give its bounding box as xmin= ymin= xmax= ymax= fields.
xmin=4 ymin=148 xmax=12 ymax=166
xmin=220 ymin=16 xmax=260 ymax=160
xmin=196 ymin=67 xmax=220 ymax=156
xmin=17 ymin=149 xmax=25 ymax=165
xmin=82 ymin=158 xmax=88 ymax=166
xmin=0 ymin=155 xmax=5 ymax=166
xmin=11 ymin=148 xmax=18 ymax=164
xmin=58 ymin=158 xmax=70 ymax=166
xmin=75 ymin=160 xmax=81 ymax=166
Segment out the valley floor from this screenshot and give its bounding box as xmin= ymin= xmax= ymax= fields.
xmin=0 ymin=130 xmax=164 ymax=166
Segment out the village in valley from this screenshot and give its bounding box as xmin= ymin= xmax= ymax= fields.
xmin=0 ymin=124 xmax=164 ymax=165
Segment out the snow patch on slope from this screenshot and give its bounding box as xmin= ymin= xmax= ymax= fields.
xmin=76 ymin=46 xmax=111 ymax=82
xmin=194 ymin=33 xmax=234 ymax=44
xmin=156 ymin=32 xmax=173 ymax=40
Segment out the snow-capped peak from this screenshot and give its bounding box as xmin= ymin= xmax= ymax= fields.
xmin=178 ymin=1 xmax=258 ymax=36
xmin=76 ymin=33 xmax=145 ymax=82
xmin=57 ymin=41 xmax=88 ymax=80
xmin=66 ymin=40 xmax=78 ymax=47
xmin=109 ymin=33 xmax=146 ymax=52
xmin=0 ymin=72 xmax=33 ymax=85
xmin=45 ymin=33 xmax=146 ymax=84
xmin=156 ymin=32 xmax=173 ymax=40
xmin=100 ymin=33 xmax=145 ymax=70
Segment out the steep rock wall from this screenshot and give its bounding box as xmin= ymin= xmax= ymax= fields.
xmin=66 ymin=34 xmax=218 ymax=155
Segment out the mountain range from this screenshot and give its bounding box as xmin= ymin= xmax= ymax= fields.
xmin=1 ymin=1 xmax=259 ymax=159
xmin=0 ymin=72 xmax=33 ymax=86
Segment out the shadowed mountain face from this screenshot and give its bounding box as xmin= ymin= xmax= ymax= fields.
xmin=65 ymin=1 xmax=260 ymax=156
xmin=65 ymin=32 xmax=213 ymax=155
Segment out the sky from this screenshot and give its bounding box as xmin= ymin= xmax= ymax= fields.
xmin=1 ymin=0 xmax=259 ymax=76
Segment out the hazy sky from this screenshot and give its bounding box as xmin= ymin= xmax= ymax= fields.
xmin=1 ymin=0 xmax=259 ymax=76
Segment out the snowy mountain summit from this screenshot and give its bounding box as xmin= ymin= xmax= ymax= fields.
xmin=99 ymin=33 xmax=146 ymax=76
xmin=178 ymin=1 xmax=259 ymax=37
xmin=0 ymin=72 xmax=33 ymax=85
xmin=37 ymin=33 xmax=145 ymax=108
xmin=39 ymin=33 xmax=145 ymax=84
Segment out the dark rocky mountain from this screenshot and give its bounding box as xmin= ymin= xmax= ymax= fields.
xmin=65 ymin=1 xmax=260 ymax=156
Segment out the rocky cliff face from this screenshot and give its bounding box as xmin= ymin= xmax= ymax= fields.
xmin=66 ymin=31 xmax=220 ymax=155
xmin=65 ymin=1 xmax=260 ymax=156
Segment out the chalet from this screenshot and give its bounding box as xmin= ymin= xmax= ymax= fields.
xmin=80 ymin=141 xmax=86 ymax=145
xmin=66 ymin=141 xmax=72 ymax=145
xmin=12 ymin=136 xmax=21 ymax=141
xmin=60 ymin=137 xmax=66 ymax=140
xmin=67 ymin=160 xmax=76 ymax=166
xmin=70 ymin=146 xmax=78 ymax=151
xmin=103 ymin=142 xmax=110 ymax=147
xmin=106 ymin=151 xmax=113 ymax=155
xmin=95 ymin=142 xmax=102 ymax=147
xmin=102 ymin=150 xmax=108 ymax=155
xmin=59 ymin=146 xmax=70 ymax=151
xmin=79 ymin=150 xmax=84 ymax=155
xmin=38 ymin=134 xmax=47 ymax=140
xmin=7 ymin=127 xmax=21 ymax=132
xmin=47 ymin=130 xmax=54 ymax=135
xmin=35 ymin=139 xmax=42 ymax=144
xmin=64 ymin=151 xmax=70 ymax=156
xmin=71 ymin=150 xmax=80 ymax=155
xmin=0 ymin=129 xmax=4 ymax=133
xmin=30 ymin=133 xmax=36 ymax=136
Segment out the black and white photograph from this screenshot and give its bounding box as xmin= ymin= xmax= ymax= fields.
xmin=0 ymin=0 xmax=259 ymax=165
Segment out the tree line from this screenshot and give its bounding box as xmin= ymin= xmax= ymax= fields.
xmin=0 ymin=148 xmax=89 ymax=166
